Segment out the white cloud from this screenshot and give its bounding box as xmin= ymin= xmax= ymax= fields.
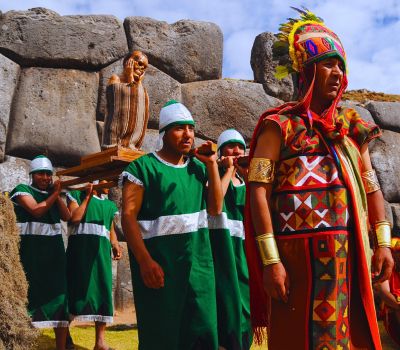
xmin=224 ymin=29 xmax=261 ymax=79
xmin=0 ymin=0 xmax=399 ymax=93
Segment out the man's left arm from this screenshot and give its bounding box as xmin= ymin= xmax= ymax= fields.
xmin=195 ymin=141 xmax=223 ymax=216
xmin=360 ymin=144 xmax=394 ymax=282
xmin=110 ymin=222 xmax=122 ymax=260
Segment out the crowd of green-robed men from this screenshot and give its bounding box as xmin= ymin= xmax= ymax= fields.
xmin=10 ymin=100 xmax=251 ymax=350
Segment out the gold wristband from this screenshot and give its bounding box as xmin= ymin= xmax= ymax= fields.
xmin=362 ymin=169 xmax=380 ymax=194
xmin=375 ymin=220 xmax=392 ymax=248
xmin=248 ymin=158 xmax=276 ymax=184
xmin=255 ymin=233 xmax=280 ymax=266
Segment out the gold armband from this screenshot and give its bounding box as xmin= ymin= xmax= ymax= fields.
xmin=375 ymin=220 xmax=392 ymax=248
xmin=361 ymin=169 xmax=380 ymax=194
xmin=248 ymin=158 xmax=276 ymax=184
xmin=255 ymin=233 xmax=280 ymax=266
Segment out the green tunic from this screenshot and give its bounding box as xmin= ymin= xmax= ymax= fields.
xmin=209 ymin=174 xmax=252 ymax=349
xmin=10 ymin=184 xmax=69 ymax=328
xmin=66 ymin=191 xmax=118 ymax=323
xmin=122 ymin=152 xmax=218 ymax=350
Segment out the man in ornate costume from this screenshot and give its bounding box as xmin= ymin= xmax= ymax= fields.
xmin=245 ymin=9 xmax=394 ymax=349
xmin=209 ymin=129 xmax=252 ymax=349
xmin=121 ymin=100 xmax=223 ymax=349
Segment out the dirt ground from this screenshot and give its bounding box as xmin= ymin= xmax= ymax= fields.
xmin=111 ymin=307 xmax=137 ymax=325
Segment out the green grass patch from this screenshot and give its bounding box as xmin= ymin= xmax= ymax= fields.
xmin=36 ymin=322 xmax=396 ymax=350
xmin=36 ymin=325 xmax=268 ymax=349
xmin=36 ymin=325 xmax=139 ymax=350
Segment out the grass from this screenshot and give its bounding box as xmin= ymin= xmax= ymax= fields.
xmin=36 ymin=322 xmax=396 ymax=350
xmin=36 ymin=325 xmax=139 ymax=350
xmin=36 ymin=325 xmax=268 ymax=350
xmin=343 ymin=89 xmax=400 ymax=103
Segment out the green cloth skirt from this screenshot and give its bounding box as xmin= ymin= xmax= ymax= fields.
xmin=20 ymin=235 xmax=69 ymax=328
xmin=67 ymin=234 xmax=113 ymax=323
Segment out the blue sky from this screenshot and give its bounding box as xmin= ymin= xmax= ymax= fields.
xmin=1 ymin=0 xmax=399 ymax=94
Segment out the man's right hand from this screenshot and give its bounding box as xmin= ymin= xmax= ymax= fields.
xmin=85 ymin=183 xmax=94 ymax=197
xmin=263 ymin=262 xmax=290 ymax=302
xmin=139 ymin=257 xmax=165 ymax=289
xmin=52 ymin=179 xmax=62 ymax=195
xmin=219 ymin=156 xmax=235 ymax=169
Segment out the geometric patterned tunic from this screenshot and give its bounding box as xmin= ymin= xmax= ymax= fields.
xmin=264 ymin=107 xmax=380 ymax=350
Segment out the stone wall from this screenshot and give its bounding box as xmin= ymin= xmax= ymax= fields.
xmin=1 ymin=7 xmax=399 ymax=316
xmin=0 ymin=7 xmax=282 ymax=315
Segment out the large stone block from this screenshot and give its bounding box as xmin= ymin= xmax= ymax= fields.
xmin=181 ymin=79 xmax=282 ymax=141
xmin=0 ymin=54 xmax=20 ymax=163
xmin=6 ymin=67 xmax=100 ymax=167
xmin=113 ymin=242 xmax=135 ymax=311
xmin=365 ymin=101 xmax=400 ymax=132
xmin=369 ymin=130 xmax=400 ymax=203
xmin=0 ymin=156 xmax=30 ymax=193
xmin=391 ymin=203 xmax=400 ymax=236
xmin=250 ymin=32 xmax=295 ymax=101
xmin=0 ymin=7 xmax=128 ymax=69
xmin=143 ymin=65 xmax=182 ymax=129
xmin=384 ymin=200 xmax=394 ymax=227
xmin=97 ymin=60 xmax=181 ymax=129
xmin=339 ymin=101 xmax=375 ymax=124
xmin=124 ymin=17 xmax=223 ymax=83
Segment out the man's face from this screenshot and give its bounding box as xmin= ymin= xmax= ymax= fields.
xmin=163 ymin=124 xmax=195 ymax=155
xmin=221 ymin=142 xmax=245 ymax=157
xmin=313 ymin=57 xmax=344 ymax=103
xmin=97 ymin=180 xmax=109 ymax=196
xmin=32 ymin=171 xmax=52 ymax=190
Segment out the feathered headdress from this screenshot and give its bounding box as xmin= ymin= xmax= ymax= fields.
xmin=274 ymin=7 xmax=347 ymax=79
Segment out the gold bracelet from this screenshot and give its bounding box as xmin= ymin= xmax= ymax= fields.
xmin=375 ymin=220 xmax=392 ymax=248
xmin=255 ymin=233 xmax=280 ymax=266
xmin=248 ymin=158 xmax=276 ymax=184
xmin=362 ymin=169 xmax=380 ymax=194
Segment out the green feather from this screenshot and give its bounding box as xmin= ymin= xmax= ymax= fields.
xmin=274 ymin=65 xmax=290 ymax=80
xmin=273 ymin=41 xmax=289 ymax=49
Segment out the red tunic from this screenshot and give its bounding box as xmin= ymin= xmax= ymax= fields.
xmin=245 ymin=105 xmax=382 ymax=350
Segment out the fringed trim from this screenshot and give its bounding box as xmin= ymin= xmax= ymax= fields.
xmin=253 ymin=326 xmax=268 ymax=346
xmin=72 ymin=315 xmax=113 ymax=324
xmin=28 ymin=185 xmax=49 ymax=194
xmin=66 ymin=192 xmax=78 ymax=203
xmin=119 ymin=171 xmax=143 ymax=188
xmin=32 ymin=320 xmax=69 ymax=328
xmin=152 ymin=152 xmax=189 ymax=168
xmin=9 ymin=191 xmax=32 ymax=201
